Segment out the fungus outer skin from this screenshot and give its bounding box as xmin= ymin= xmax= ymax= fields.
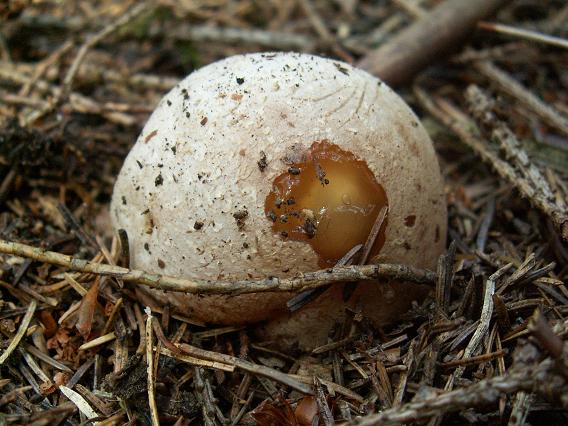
xmin=111 ymin=52 xmax=447 ymax=326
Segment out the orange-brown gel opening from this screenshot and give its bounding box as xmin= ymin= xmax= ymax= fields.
xmin=265 ymin=140 xmax=389 ymax=266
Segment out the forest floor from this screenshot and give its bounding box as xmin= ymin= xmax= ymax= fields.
xmin=1 ymin=0 xmax=568 ymax=425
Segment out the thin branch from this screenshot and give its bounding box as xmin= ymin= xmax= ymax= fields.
xmin=357 ymin=0 xmax=511 ymax=86
xmin=439 ymin=349 xmax=506 ymax=369
xmin=351 ymin=345 xmax=567 ymax=425
xmin=478 ymin=21 xmax=568 ymax=50
xmin=25 ymin=1 xmax=154 ymax=125
xmin=466 ymin=85 xmax=557 ymax=202
xmin=414 ymin=87 xmax=568 ymax=242
xmin=61 ymin=2 xmax=154 ymax=101
xmin=474 ymin=61 xmax=568 ymax=136
xmin=177 ymin=343 xmax=313 ymax=395
xmin=0 ymin=239 xmax=436 ymax=295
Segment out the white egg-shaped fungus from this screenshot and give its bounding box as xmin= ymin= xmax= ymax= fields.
xmin=111 ymin=52 xmax=446 ymax=349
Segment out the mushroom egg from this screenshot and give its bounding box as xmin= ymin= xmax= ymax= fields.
xmin=111 ymin=52 xmax=447 ymax=348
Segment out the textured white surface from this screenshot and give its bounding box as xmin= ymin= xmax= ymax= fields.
xmin=111 ymin=52 xmax=447 ymax=329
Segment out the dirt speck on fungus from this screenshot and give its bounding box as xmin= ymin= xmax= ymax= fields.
xmin=143 ymin=211 xmax=154 ymax=235
xmin=257 ymin=151 xmax=267 ymax=172
xmin=233 ymin=209 xmax=249 ymax=230
xmin=334 ymin=62 xmax=350 ymax=75
xmin=144 ymin=129 xmax=158 ymax=144
xmin=404 ymin=215 xmax=416 ymax=227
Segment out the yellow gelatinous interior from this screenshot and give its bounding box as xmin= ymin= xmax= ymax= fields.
xmin=265 ymin=140 xmax=388 ymax=266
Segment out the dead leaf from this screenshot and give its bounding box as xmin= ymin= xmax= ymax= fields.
xmin=295 ymin=396 xmax=319 ymax=426
xmin=76 ymin=279 xmax=99 ymax=339
xmin=250 ymin=397 xmax=298 ymax=426
xmin=39 ymin=310 xmax=58 ymax=338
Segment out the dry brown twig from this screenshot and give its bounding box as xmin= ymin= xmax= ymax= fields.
xmin=352 ymin=358 xmax=565 ymax=425
xmin=357 ymin=0 xmax=512 ymax=86
xmin=0 ymin=63 xmax=139 ymax=126
xmin=176 ymin=343 xmax=312 ymax=395
xmin=474 ymin=61 xmax=568 ymax=136
xmin=350 ymin=337 xmax=568 ymax=426
xmin=444 ymin=264 xmax=511 ymax=391
xmin=0 ymin=238 xmax=436 ymax=295
xmin=414 ymin=86 xmax=568 ymax=242
xmin=24 ymin=1 xmax=155 ymax=125
xmin=466 ymin=85 xmax=558 ymax=203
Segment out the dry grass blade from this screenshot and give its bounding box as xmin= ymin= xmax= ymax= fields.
xmin=59 ymin=385 xmax=100 ymax=424
xmin=508 ymin=391 xmax=532 ymax=426
xmin=478 ymin=21 xmax=568 ymax=50
xmin=359 ymin=206 xmax=388 ymax=265
xmin=159 ymin=346 xmax=234 ymax=372
xmin=287 ymin=243 xmax=362 ymax=312
xmin=78 ymin=332 xmax=116 ymax=351
xmin=314 ymin=376 xmax=335 ymax=426
xmin=0 ymin=300 xmax=36 ymax=365
xmin=145 ymin=310 xmax=160 ymax=426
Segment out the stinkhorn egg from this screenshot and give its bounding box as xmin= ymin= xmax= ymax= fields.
xmin=111 ymin=52 xmax=447 ymax=350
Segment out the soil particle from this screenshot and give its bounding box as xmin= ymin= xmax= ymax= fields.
xmin=233 ymin=209 xmax=249 ymax=230
xmin=257 ymin=151 xmax=268 ymax=171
